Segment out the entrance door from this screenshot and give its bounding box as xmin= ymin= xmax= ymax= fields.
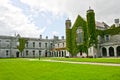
xmin=117 ymin=46 xmax=120 ymax=56
xmin=102 ymin=47 xmax=107 ymax=56
xmin=16 ymin=52 xmax=19 ymax=57
xmin=109 ymin=47 xmax=114 ymax=56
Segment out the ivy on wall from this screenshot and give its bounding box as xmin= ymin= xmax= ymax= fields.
xmin=17 ymin=38 xmax=27 ymax=57
xmin=66 ymin=15 xmax=89 ymax=56
xmin=87 ymin=10 xmax=98 ymax=48
xmin=66 ymin=9 xmax=120 ymax=57
xmin=97 ymin=26 xmax=120 ymax=37
xmin=66 ymin=28 xmax=73 ymax=54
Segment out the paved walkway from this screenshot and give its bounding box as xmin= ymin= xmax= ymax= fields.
xmin=41 ymin=60 xmax=120 ymax=67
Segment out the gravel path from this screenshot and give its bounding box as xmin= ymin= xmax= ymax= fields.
xmin=41 ymin=60 xmax=120 ymax=67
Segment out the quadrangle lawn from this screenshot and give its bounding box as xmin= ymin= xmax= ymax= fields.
xmin=0 ymin=58 xmax=120 ymax=80
xmin=45 ymin=57 xmax=120 ymax=64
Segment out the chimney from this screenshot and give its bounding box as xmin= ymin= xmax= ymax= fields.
xmin=40 ymin=35 xmax=42 ymax=39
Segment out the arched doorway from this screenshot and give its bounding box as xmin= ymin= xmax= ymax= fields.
xmin=16 ymin=51 xmax=19 ymax=57
xmin=102 ymin=47 xmax=107 ymax=56
xmin=109 ymin=47 xmax=114 ymax=56
xmin=117 ymin=46 xmax=120 ymax=56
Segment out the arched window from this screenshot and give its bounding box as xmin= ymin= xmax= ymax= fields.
xmin=76 ymin=26 xmax=83 ymax=44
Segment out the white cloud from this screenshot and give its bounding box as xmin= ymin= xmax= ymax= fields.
xmin=0 ymin=0 xmax=46 ymax=37
xmin=52 ymin=31 xmax=59 ymax=36
xmin=95 ymin=0 xmax=120 ymax=25
xmin=20 ymin=0 xmax=120 ymax=25
xmin=20 ymin=0 xmax=95 ymax=24
xmin=1 ymin=0 xmax=120 ymax=38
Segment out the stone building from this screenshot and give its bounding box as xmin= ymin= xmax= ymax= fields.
xmin=0 ymin=34 xmax=66 ymax=58
xmin=0 ymin=9 xmax=120 ymax=58
xmin=65 ymin=9 xmax=120 ymax=57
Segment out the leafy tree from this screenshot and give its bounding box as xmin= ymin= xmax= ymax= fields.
xmin=17 ymin=38 xmax=27 ymax=57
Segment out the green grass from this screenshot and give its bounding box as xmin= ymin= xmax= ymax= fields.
xmin=0 ymin=58 xmax=120 ymax=80
xmin=45 ymin=57 xmax=120 ymax=64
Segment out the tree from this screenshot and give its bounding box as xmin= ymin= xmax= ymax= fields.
xmin=17 ymin=38 xmax=27 ymax=57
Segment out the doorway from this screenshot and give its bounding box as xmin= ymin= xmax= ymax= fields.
xmin=117 ymin=46 xmax=120 ymax=56
xmin=109 ymin=47 xmax=114 ymax=56
xmin=16 ymin=51 xmax=19 ymax=57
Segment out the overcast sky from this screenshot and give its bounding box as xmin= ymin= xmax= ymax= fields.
xmin=0 ymin=0 xmax=120 ymax=38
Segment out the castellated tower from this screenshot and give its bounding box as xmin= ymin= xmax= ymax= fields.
xmin=114 ymin=19 xmax=120 ymax=27
xmin=65 ymin=19 xmax=71 ymax=29
xmin=65 ymin=18 xmax=72 ymax=54
xmin=86 ymin=8 xmax=96 ymax=34
xmin=86 ymin=7 xmax=97 ymax=47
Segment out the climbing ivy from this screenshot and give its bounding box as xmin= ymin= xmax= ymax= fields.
xmin=66 ymin=28 xmax=72 ymax=54
xmin=86 ymin=10 xmax=98 ymax=48
xmin=17 ymin=38 xmax=27 ymax=57
xmin=66 ymin=15 xmax=89 ymax=56
xmin=66 ymin=9 xmax=120 ymax=57
xmin=97 ymin=26 xmax=120 ymax=38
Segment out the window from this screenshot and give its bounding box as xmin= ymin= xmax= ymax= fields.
xmin=106 ymin=35 xmax=109 ymax=41
xmin=33 ymin=50 xmax=35 ymax=58
xmin=39 ymin=51 xmax=41 ymax=55
xmin=45 ymin=43 xmax=47 ymax=48
xmin=6 ymin=50 xmax=8 ymax=56
xmin=26 ymin=42 xmax=28 ymax=48
xmin=58 ymin=43 xmax=59 ymax=48
xmin=6 ymin=40 xmax=10 ymax=42
xmin=39 ymin=42 xmax=41 ymax=47
xmin=76 ymin=26 xmax=83 ymax=44
xmin=50 ymin=43 xmax=53 ymax=48
xmin=33 ymin=51 xmax=35 ymax=55
xmin=33 ymin=42 xmax=35 ymax=48
xmin=26 ymin=50 xmax=28 ymax=55
xmin=63 ymin=43 xmax=64 ymax=47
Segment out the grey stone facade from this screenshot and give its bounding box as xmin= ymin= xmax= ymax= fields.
xmin=0 ymin=18 xmax=120 ymax=58
xmin=0 ymin=35 xmax=66 ymax=58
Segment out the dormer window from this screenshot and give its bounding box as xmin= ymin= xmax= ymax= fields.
xmin=106 ymin=35 xmax=109 ymax=41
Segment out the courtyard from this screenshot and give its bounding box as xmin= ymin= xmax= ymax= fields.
xmin=0 ymin=58 xmax=120 ymax=80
